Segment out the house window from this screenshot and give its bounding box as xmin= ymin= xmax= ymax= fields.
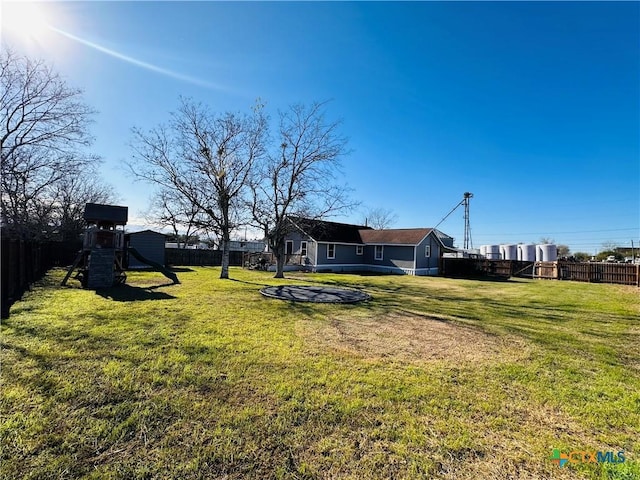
xmin=425 ymin=245 xmax=431 ymax=258
xmin=286 ymin=240 xmax=293 ymax=255
xmin=356 ymin=245 xmax=363 ymax=255
xmin=375 ymin=245 xmax=383 ymax=260
xmin=327 ymin=244 xmax=335 ymax=259
xmin=301 ymin=241 xmax=308 ymax=256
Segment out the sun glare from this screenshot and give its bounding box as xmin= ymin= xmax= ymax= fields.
xmin=2 ymin=2 xmax=54 ymax=47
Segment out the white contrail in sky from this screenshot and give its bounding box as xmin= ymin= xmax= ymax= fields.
xmin=49 ymin=26 xmax=224 ymax=90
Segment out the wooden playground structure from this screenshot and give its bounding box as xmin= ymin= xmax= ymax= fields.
xmin=62 ymin=203 xmax=179 ymax=288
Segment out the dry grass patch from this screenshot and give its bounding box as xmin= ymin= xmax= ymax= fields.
xmin=300 ymin=311 xmax=532 ymax=364
xmin=623 ymin=326 xmax=640 ymax=373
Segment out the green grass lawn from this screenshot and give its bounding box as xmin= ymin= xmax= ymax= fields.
xmin=2 ymin=267 xmax=638 ymax=479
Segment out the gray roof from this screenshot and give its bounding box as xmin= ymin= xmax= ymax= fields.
xmin=289 ymin=217 xmax=371 ymax=244
xmin=127 ymin=230 xmax=167 ymax=237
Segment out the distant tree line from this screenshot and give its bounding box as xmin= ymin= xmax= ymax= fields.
xmin=558 ymin=242 xmax=636 ymax=263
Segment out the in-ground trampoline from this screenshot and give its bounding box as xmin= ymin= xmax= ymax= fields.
xmin=260 ymin=285 xmax=371 ymax=304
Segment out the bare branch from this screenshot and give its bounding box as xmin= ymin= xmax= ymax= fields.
xmin=361 ymin=207 xmax=398 ymax=230
xmin=249 ymin=101 xmax=356 ymax=278
xmin=1 ymin=49 xmax=102 ymax=239
xmin=128 ymin=97 xmax=268 ymax=278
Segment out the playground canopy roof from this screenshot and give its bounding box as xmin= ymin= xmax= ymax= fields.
xmin=84 ymin=203 xmax=128 ymax=225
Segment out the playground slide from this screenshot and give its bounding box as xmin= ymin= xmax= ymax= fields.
xmin=128 ymin=247 xmax=180 ymax=284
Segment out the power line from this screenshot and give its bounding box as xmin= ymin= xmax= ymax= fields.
xmin=433 ymin=192 xmax=474 ymax=249
xmin=468 ymin=228 xmax=638 ymax=237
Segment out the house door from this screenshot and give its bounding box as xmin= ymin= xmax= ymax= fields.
xmin=285 ymin=240 xmax=294 ymax=256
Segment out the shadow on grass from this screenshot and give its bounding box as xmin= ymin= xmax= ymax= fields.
xmin=127 ymin=267 xmax=194 ymax=274
xmin=95 ymin=284 xmax=177 ymax=302
xmin=168 ymin=267 xmax=196 ymax=273
xmin=229 ymin=278 xmax=271 ymax=287
xmin=440 ymin=275 xmax=514 ymax=283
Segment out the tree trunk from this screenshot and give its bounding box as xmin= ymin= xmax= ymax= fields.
xmin=274 ymin=253 xmax=285 ymax=278
xmin=273 ymin=241 xmax=285 ymax=278
xmin=220 ymin=232 xmax=230 ymax=279
xmin=220 ymin=200 xmax=231 ymax=279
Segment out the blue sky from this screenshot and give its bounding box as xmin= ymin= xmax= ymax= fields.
xmin=2 ymin=1 xmax=638 ymax=253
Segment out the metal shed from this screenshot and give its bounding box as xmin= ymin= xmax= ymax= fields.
xmin=127 ymin=230 xmax=167 ymax=269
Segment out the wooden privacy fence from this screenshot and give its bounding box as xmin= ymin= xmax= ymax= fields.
xmin=167 ymin=249 xmax=306 ymax=269
xmin=165 ymin=248 xmax=243 ymax=267
xmin=1 ymin=238 xmax=82 ymax=318
xmin=441 ymin=258 xmax=639 ymax=286
xmin=540 ymin=261 xmax=640 ymax=286
xmin=440 ymin=259 xmax=533 ymax=280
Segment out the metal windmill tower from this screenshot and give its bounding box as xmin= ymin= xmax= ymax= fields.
xmin=434 ymin=192 xmax=474 ymax=250
xmin=462 ymin=192 xmax=473 ymax=249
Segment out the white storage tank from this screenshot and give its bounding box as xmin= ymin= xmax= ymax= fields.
xmin=500 ymin=244 xmax=518 ymax=260
xmin=485 ymin=245 xmax=501 ymax=260
xmin=480 ymin=245 xmax=487 ymax=257
xmin=518 ymin=244 xmax=536 ymax=262
xmin=538 ymin=244 xmax=558 ymax=262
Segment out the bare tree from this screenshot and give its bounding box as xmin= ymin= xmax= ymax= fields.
xmin=557 ymin=244 xmax=570 ymax=258
xmin=52 ymin=170 xmax=118 ymax=242
xmin=361 ymin=207 xmax=398 ymax=230
xmin=1 ymin=50 xmax=97 ymax=239
xmin=250 ymin=102 xmax=354 ymax=278
xmin=144 ymin=188 xmax=210 ymax=248
xmin=129 ymin=98 xmax=267 ymax=279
